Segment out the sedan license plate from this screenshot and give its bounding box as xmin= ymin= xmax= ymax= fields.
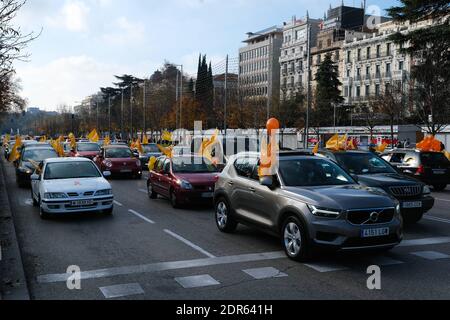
xmin=201 ymin=192 xmax=214 ymax=198
xmin=71 ymin=200 xmax=94 ymax=206
xmin=361 ymin=228 xmax=390 ymax=238
xmin=433 ymin=169 xmax=446 ymax=175
xmin=120 ymin=169 xmax=132 ymax=173
xmin=403 ymin=201 xmax=422 ymax=209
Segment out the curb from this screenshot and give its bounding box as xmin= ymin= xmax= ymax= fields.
xmin=0 ymin=158 xmax=30 ymax=300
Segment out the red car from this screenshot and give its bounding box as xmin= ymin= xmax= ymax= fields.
xmin=147 ymin=155 xmax=219 ymax=208
xmin=72 ymin=142 xmax=101 ymax=160
xmin=94 ymin=145 xmax=142 ymax=179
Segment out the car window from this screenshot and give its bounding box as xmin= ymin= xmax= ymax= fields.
xmin=279 ymin=158 xmax=354 ymax=187
xmin=44 ymin=162 xmax=101 ymax=180
xmin=22 ymin=149 xmax=57 ymax=162
xmin=163 ymin=159 xmax=171 ymax=173
xmin=420 ymin=152 xmax=450 ymax=167
xmin=155 ymin=158 xmax=164 ymax=172
xmin=77 ymin=143 xmax=101 ymax=152
xmin=105 ymin=148 xmax=132 ymax=158
xmin=143 ymin=144 xmax=160 ymax=153
xmin=334 ymin=152 xmax=397 ymax=175
xmin=234 ymin=157 xmax=258 ymax=178
xmin=172 ymin=157 xmax=218 ymax=173
xmin=390 ymin=153 xmax=406 ymax=163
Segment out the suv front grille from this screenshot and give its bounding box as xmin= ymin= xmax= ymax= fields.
xmin=389 ymin=185 xmax=422 ymax=198
xmin=347 ymin=208 xmax=395 ymax=225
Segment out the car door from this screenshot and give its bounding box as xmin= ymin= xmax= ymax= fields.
xmin=31 ymin=165 xmax=43 ymax=201
xmin=158 ymin=158 xmax=172 ymax=197
xmin=151 ymin=158 xmax=165 ymax=194
xmin=243 ymin=161 xmax=281 ymax=230
xmin=230 ymin=157 xmax=260 ymax=221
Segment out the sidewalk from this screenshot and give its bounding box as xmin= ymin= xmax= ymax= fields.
xmin=0 ymin=158 xmax=30 ymax=300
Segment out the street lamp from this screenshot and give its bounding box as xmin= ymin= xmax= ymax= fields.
xmin=174 ymin=64 xmax=183 ymax=132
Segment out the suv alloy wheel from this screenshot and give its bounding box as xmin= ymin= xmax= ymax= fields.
xmin=282 ymin=216 xmax=310 ymax=262
xmin=215 ymin=197 xmax=238 ymax=233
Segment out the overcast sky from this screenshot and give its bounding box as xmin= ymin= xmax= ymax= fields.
xmin=14 ymin=0 xmax=397 ymax=111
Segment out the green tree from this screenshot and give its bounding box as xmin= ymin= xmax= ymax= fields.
xmin=388 ymin=0 xmax=450 ymax=135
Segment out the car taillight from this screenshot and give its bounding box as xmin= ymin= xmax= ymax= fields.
xmin=416 ymin=165 xmax=425 ymax=175
xmin=213 ymin=175 xmax=220 ymax=183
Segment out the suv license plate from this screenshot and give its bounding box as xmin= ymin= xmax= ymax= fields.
xmin=201 ymin=192 xmax=214 ymax=198
xmin=403 ymin=201 xmax=422 ymax=209
xmin=433 ymin=170 xmax=446 ymax=175
xmin=71 ymin=200 xmax=94 ymax=206
xmin=361 ymin=228 xmax=390 ymax=238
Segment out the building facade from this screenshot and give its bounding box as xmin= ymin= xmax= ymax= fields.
xmin=239 ymin=26 xmax=283 ymax=104
xmin=279 ymin=15 xmax=322 ymax=101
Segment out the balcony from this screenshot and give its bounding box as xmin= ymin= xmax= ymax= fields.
xmin=392 ymin=70 xmax=408 ymax=80
xmin=382 ymin=72 xmax=392 ymax=79
xmin=343 ymin=77 xmax=353 ymax=84
xmin=374 ymin=72 xmax=382 ymax=79
xmin=364 ymin=74 xmax=371 ymax=81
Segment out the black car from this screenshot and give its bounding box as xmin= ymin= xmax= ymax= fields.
xmin=317 ymin=149 xmax=434 ymax=224
xmin=15 ymin=147 xmax=58 ymax=187
xmin=136 ymin=143 xmax=162 ymax=170
xmin=381 ymin=149 xmax=450 ymax=191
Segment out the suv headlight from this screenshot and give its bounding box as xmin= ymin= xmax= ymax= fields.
xmin=368 ymin=187 xmax=388 ymax=195
xmin=307 ymin=204 xmax=341 ymax=218
xmin=178 ymin=180 xmax=193 ymax=190
xmin=422 ymin=186 xmax=431 ymax=195
xmin=95 ymin=189 xmax=112 ymax=196
xmin=396 ymin=203 xmax=401 ymax=215
xmin=44 ymin=192 xmax=68 ymax=199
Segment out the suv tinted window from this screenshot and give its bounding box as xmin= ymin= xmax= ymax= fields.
xmin=390 ymin=153 xmax=406 ymax=163
xmin=155 ymin=158 xmax=164 ymax=172
xmin=421 ymin=153 xmax=450 ymax=166
xmin=234 ymin=157 xmax=258 ymax=178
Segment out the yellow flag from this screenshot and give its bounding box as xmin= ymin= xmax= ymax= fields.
xmin=135 ymin=139 xmax=144 ymax=155
xmin=39 ymin=136 xmax=47 ymax=143
xmin=198 ymin=130 xmax=221 ymax=162
xmin=8 ymin=136 xmax=22 ymax=162
xmin=157 ymin=144 xmax=173 ymax=158
xmin=104 ymin=136 xmax=111 ymax=147
xmin=148 ymin=156 xmax=157 ymax=171
xmin=69 ymin=133 xmax=77 ymax=149
xmin=326 ymin=134 xmax=339 ymax=151
xmin=143 ymin=135 xmax=149 ymax=145
xmin=87 ymin=129 xmax=99 ymax=143
xmin=312 ymin=143 xmax=319 ymax=154
xmin=162 ymin=130 xmax=172 ymax=142
xmin=444 ymin=150 xmax=450 ymax=161
xmin=375 ymin=143 xmax=388 ymax=153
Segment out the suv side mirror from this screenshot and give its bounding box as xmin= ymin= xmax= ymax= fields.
xmin=260 ymin=176 xmax=273 ymax=188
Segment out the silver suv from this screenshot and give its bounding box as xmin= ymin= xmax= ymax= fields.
xmin=214 ymin=152 xmax=403 ymax=261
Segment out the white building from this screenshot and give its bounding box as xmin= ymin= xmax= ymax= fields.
xmin=239 ymin=26 xmax=283 ymax=104
xmin=279 ymin=15 xmax=322 ymax=100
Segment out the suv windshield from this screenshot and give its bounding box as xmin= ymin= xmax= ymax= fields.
xmin=23 ymin=149 xmax=57 ymax=162
xmin=420 ymin=152 xmax=450 ymax=166
xmin=105 ymin=148 xmax=132 ymax=158
xmin=334 ymin=153 xmax=396 ymax=175
xmin=279 ymin=158 xmax=354 ymax=187
xmin=172 ymin=157 xmax=218 ymax=173
xmin=44 ymin=162 xmax=101 ymax=180
xmin=77 ymin=143 xmax=100 ymax=152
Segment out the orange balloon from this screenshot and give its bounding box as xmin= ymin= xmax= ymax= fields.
xmin=266 ymin=118 xmax=280 ymax=134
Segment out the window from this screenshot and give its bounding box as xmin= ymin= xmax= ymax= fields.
xmin=386 ymin=43 xmax=391 ymax=55
xmin=356 ymin=68 xmax=361 ymax=77
xmin=386 ymin=63 xmax=391 ymax=74
xmin=375 ymin=84 xmax=380 ymax=96
xmin=347 ymin=50 xmax=351 ymax=62
xmin=318 ymin=41 xmax=323 ymax=49
xmin=399 ymin=61 xmax=404 ymax=71
xmin=376 ymin=45 xmax=381 ymax=58
xmin=234 ymin=157 xmax=258 ymax=178
xmin=344 ymin=86 xmax=349 ymax=97
xmin=390 ymin=153 xmax=406 ymax=164
xmin=356 ymin=86 xmax=361 ymax=97
xmin=365 ymin=85 xmax=370 ymax=96
xmin=357 ymin=48 xmax=361 ymax=61
xmin=334 ymin=153 xmax=396 ymax=175
xmin=376 ymin=65 xmax=380 ymax=76
xmin=366 ymin=47 xmax=371 ymax=59
xmin=366 ymin=66 xmax=370 ymax=75
xmin=327 ymin=39 xmax=331 ymax=47
xmin=346 ymin=69 xmax=350 ymax=77
xmin=44 ymin=162 xmax=101 ymax=180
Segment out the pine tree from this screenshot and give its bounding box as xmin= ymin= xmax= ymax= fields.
xmin=313 ymin=54 xmax=344 ymax=127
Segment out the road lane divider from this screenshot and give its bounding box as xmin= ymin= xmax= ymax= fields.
xmin=435 ymin=198 xmax=450 ymax=203
xmin=113 ymin=201 xmax=123 ymax=207
xmin=37 ymin=251 xmax=286 ymax=283
xmin=138 ymin=189 xmax=147 ymax=194
xmin=128 ymin=209 xmax=155 ymax=224
xmin=398 ymin=237 xmax=450 ymax=247
xmin=424 ymin=216 xmax=450 ymax=224
xmin=164 ymin=229 xmax=216 ymax=258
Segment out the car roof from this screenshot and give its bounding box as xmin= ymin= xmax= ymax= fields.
xmin=23 ymin=146 xmax=54 ymax=151
xmin=45 ymin=157 xmax=91 ymax=164
xmin=104 ymin=145 xmax=130 ymax=149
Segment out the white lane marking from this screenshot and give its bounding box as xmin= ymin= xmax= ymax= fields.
xmin=128 ymin=209 xmax=155 ymax=224
xmin=99 ymin=283 xmax=144 ymax=299
xmin=175 ymin=275 xmax=220 ymax=289
xmin=138 ymin=189 xmax=147 ymax=193
xmin=164 ymin=229 xmax=216 ymax=258
xmin=304 ymin=262 xmax=348 ymax=273
xmin=435 ymin=198 xmax=450 ymax=203
xmin=367 ymin=256 xmax=404 ymax=266
xmin=24 ymin=199 xmax=33 ymax=206
xmin=0 ymin=244 xmax=2 ymax=261
xmin=243 ymin=267 xmax=288 ymax=280
xmin=424 ymin=216 xmax=450 ymax=224
xmin=398 ymin=237 xmax=450 ymax=247
xmin=37 ymin=251 xmax=286 ymax=283
xmin=411 ymin=251 xmax=450 ymax=260
xmin=113 ymin=201 xmax=123 ymax=207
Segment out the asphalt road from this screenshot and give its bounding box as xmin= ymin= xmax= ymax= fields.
xmin=2 ymin=157 xmax=450 ymax=300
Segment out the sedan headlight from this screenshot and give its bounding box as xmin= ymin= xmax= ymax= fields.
xmin=44 ymin=192 xmax=68 ymax=199
xmin=422 ymin=186 xmax=431 ymax=195
xmin=95 ymin=189 xmax=112 ymax=196
xmin=307 ymin=204 xmax=341 ymax=218
xmin=396 ymin=203 xmax=401 ymax=215
xmin=19 ymin=167 xmax=32 ymax=174
xmin=178 ymin=180 xmax=193 ymax=190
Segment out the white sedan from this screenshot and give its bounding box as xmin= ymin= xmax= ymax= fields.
xmin=31 ymin=157 xmax=114 ymax=219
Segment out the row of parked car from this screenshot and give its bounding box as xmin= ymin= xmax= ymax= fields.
xmin=2 ymin=135 xmax=450 ymax=262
